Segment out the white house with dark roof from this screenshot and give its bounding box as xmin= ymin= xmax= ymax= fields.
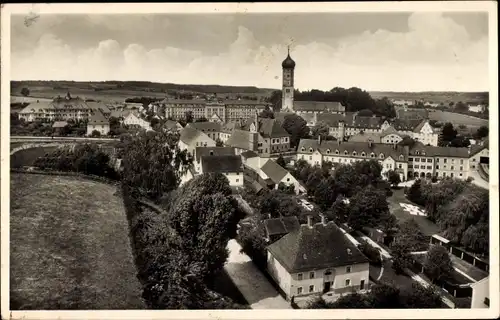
xmin=381 ymin=119 xmax=438 ymax=146
xmin=178 ymin=126 xmax=216 ymax=157
xmin=123 ymin=112 xmax=152 ymax=131
xmin=267 ymin=215 xmax=370 ymax=301
xmin=200 ymin=155 xmax=244 ymax=187
xmin=259 ymin=159 xmax=306 ymax=194
xmin=470 ymin=276 xmax=489 ymax=308
xmin=186 ymin=121 xmax=222 ymax=141
xmin=86 ymin=110 xmax=110 ymax=136
xmin=194 ymin=146 xmax=236 ymax=173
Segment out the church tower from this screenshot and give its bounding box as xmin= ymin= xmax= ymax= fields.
xmin=281 ymin=46 xmax=295 ymax=111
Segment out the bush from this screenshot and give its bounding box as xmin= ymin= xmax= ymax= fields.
xmin=358 ymin=240 xmax=382 ymax=266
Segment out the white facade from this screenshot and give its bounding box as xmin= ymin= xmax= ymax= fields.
xmin=86 ymin=123 xmax=110 ymax=136
xmin=470 ymin=277 xmax=489 ymax=308
xmin=123 ymin=113 xmax=152 ymax=131
xmin=267 ymin=252 xmax=370 ymax=300
xmin=178 ymin=133 xmax=216 ymax=158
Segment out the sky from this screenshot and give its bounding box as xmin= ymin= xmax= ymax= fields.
xmin=10 ymin=12 xmax=490 ymax=92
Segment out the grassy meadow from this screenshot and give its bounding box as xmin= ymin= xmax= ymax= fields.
xmin=10 ymin=173 xmax=144 ymax=309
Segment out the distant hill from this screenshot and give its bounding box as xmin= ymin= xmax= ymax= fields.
xmin=11 ymin=81 xmax=276 ymax=103
xmin=369 ymin=91 xmax=488 ymax=105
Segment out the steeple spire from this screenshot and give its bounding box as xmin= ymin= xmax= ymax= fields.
xmin=287 ymin=45 xmax=290 ymax=55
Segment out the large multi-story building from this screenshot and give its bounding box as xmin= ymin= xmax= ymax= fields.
xmin=296 ymin=137 xmax=489 ymax=181
xmin=18 ymin=93 xmax=110 ymax=122
xmin=161 ymin=98 xmax=269 ymax=123
xmin=297 ymin=137 xmax=410 ymax=181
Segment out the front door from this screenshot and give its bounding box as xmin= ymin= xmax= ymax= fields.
xmin=360 ymin=280 xmax=365 ymax=290
xmin=323 ymin=281 xmax=331 ymax=293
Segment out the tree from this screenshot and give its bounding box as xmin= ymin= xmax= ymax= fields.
xmin=259 ymin=106 xmax=275 ymax=119
xmin=258 ymin=189 xmax=304 ymax=219
xmin=121 ymin=129 xmax=192 ymax=201
xmin=386 ymin=170 xmax=401 ymax=187
xmin=276 ymin=155 xmax=287 ymax=168
xmin=398 ymin=136 xmax=417 ymax=148
xmin=474 ymin=125 xmax=489 ymax=139
xmin=439 ymin=123 xmax=457 ymax=146
xmin=91 ymin=130 xmax=101 ymax=137
xmin=424 ymin=245 xmax=453 ymax=283
xmin=454 ymin=101 xmax=468 ymax=112
xmin=449 ymin=135 xmax=471 ymax=148
xmin=282 ymin=114 xmax=310 ymax=148
xmin=310 ymin=121 xmax=332 ymax=140
xmin=357 ymin=109 xmax=374 ymax=117
xmin=329 ymin=293 xmax=371 ymax=308
xmin=394 ymin=219 xmax=428 ymax=251
xmin=166 ymin=173 xmax=245 ymax=282
xmin=369 ymin=283 xmax=404 ymax=308
xmin=313 ymin=176 xmax=339 ymax=211
xmin=406 ymin=179 xmax=423 ymax=204
xmin=215 ymin=138 xmax=224 ymax=147
xmin=195 ymin=117 xmax=209 ymax=122
xmin=21 ymin=87 xmax=30 ymax=96
xmin=347 ymin=185 xmax=391 ymax=231
xmin=185 ymin=111 xmax=193 ymax=123
xmin=401 ymin=283 xmax=443 ymax=308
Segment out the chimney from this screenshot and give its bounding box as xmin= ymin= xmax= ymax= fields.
xmin=313 ymin=112 xmax=318 ymax=125
xmin=368 ymin=139 xmax=373 ymax=148
xmin=318 ymin=135 xmax=322 ymax=145
xmin=320 ymin=214 xmax=327 ymax=225
xmin=307 ymin=215 xmax=313 ymax=228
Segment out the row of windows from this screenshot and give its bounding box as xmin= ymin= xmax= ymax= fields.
xmin=296 ymin=279 xmax=360 ymax=295
xmin=297 ymin=266 xmax=352 ymax=281
xmin=301 ymin=148 xmax=405 ymax=160
xmin=409 ymin=164 xmax=465 ymax=171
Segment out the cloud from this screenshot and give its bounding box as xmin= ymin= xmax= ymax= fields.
xmin=11 ymin=13 xmax=488 ymax=91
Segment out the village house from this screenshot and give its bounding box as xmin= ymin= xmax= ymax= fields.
xmin=178 ymin=126 xmax=216 ymax=157
xmin=122 ymin=112 xmax=152 ymax=131
xmin=193 ymin=146 xmax=236 ymax=173
xmin=467 ymin=103 xmax=486 ymax=113
xmin=297 ymin=137 xmax=409 ymax=182
xmin=259 ymin=159 xmax=307 ymax=194
xmin=163 ymin=119 xmax=183 ymax=132
xmin=263 ymin=216 xmax=301 ymax=243
xmin=52 ymin=121 xmax=68 ymax=136
xmin=199 ymin=155 xmax=244 ymax=188
xmin=86 ymin=110 xmax=110 ymax=136
xmin=381 ymin=119 xmax=439 ymax=146
xmin=186 ymin=121 xmax=222 ymax=141
xmin=267 ymin=215 xmax=370 ymax=301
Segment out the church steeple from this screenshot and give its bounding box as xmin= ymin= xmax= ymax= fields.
xmin=281 ymin=46 xmax=295 ymax=111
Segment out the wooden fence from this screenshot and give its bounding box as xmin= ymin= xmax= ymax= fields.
xmin=430 ymin=235 xmax=489 ymax=272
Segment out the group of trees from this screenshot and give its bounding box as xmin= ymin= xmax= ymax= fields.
xmin=406 ymin=178 xmax=489 ymax=254
xmin=438 ymin=123 xmax=471 ymax=148
xmin=282 ymin=114 xmax=311 ymax=148
xmin=33 ymin=143 xmax=118 ymax=179
xmin=290 ymin=159 xmax=396 ymax=232
xmin=307 ymin=282 xmax=442 ymax=309
xmin=267 ymin=87 xmax=396 ymax=118
xmin=120 ymin=130 xmax=247 ymax=309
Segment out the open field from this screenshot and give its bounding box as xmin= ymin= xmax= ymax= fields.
xmin=388 ymin=188 xmax=440 ymax=236
xmin=11 ymin=81 xmax=275 ymax=103
xmin=10 ymin=146 xmax=59 ymax=168
xmin=370 ymin=91 xmax=488 ymax=105
xmin=427 ymin=110 xmax=488 ymax=127
xmin=10 ymin=173 xmax=144 ymax=309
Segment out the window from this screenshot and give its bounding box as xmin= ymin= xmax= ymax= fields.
xmin=398 ymin=164 xmax=402 ymax=169
xmin=484 ymin=298 xmax=490 ymax=307
xmin=309 ymin=156 xmax=312 ymax=160
xmin=309 ymin=285 xmax=314 ymax=293
xmin=344 ymin=150 xmax=348 ymax=155
xmin=409 ymin=157 xmax=413 ymax=161
xmin=451 ymin=173 xmax=454 ymax=177
xmin=459 ymin=173 xmax=463 ymax=177
xmin=409 ymin=165 xmax=413 ymax=169
xmin=399 ymin=155 xmax=404 ymax=160
xmin=309 ymin=148 xmax=313 ymax=152
xmin=301 ymin=147 xmax=305 ymax=152
xmin=309 ymin=272 xmax=315 ymax=279
xmin=460 ymin=159 xmax=464 ymax=164
xmin=379 ymin=153 xmax=384 ymax=159
xmin=287 ymin=178 xmax=290 ymax=182
xmin=451 ymin=166 xmax=454 ymax=170
xmin=352 ymin=151 xmax=357 ymax=156
xmin=427 ymin=159 xmax=432 ymax=163
xmin=345 ymin=279 xmax=351 ymax=286
xmin=415 ymin=158 xmax=420 ymax=162
xmin=298 ymin=273 xmax=303 ymax=281
xmin=472 ymin=158 xmax=476 ymax=162
xmin=346 ymin=266 xmax=352 ymax=273
xmin=451 ymin=159 xmax=455 ymax=163
xmin=326 ymin=149 xmax=330 ymax=154
xmin=236 ymin=179 xmax=239 ymax=183
xmin=335 ymin=150 xmax=339 ymax=155
xmin=460 ymin=166 xmax=463 ymax=171
xmin=436 ymin=165 xmax=439 ymax=169
xmin=370 ymin=153 xmax=375 ymax=158
xmin=414 ymin=165 xmax=419 ymax=169
xmin=444 ymin=159 xmax=448 ymax=163
xmin=436 ymin=158 xmax=440 ymax=163
xmin=297 ymin=287 xmax=303 ymax=295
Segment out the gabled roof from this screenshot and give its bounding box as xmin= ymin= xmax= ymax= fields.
xmin=316 ymin=113 xmax=355 ymax=127
xmin=260 ymin=159 xmax=289 ymax=184
xmin=412 ymin=119 xmax=435 ymax=133
xmin=110 ymin=109 xmax=132 ymax=119
xmin=201 ymin=155 xmax=243 ymax=173
xmin=469 ymin=144 xmax=488 ymax=157
xmin=352 ymin=115 xmax=383 ymax=129
xmin=264 ymin=216 xmax=300 ymax=237
xmin=195 ymin=146 xmax=235 ymax=162
xmin=294 ymin=101 xmax=345 ymax=112
xmin=242 ymin=118 xmax=290 ymax=138
xmin=222 ymin=120 xmax=244 ymax=133
xmin=409 ymin=143 xmax=470 ymax=158
xmin=240 ymin=150 xmax=259 ymax=159
xmin=392 ymin=119 xmax=424 ymax=131
xmin=226 ymin=129 xmax=258 ymax=151
xmin=298 ymin=139 xmax=409 ymax=161
xmin=164 ymin=119 xmax=182 ymax=130
xmin=349 ymin=132 xmax=382 ymax=143
xmin=180 ymin=126 xmax=206 ymax=145
xmin=88 ymin=110 xmax=109 ymax=125
xmin=380 ymin=126 xmax=404 ymax=137
xmin=187 ymin=121 xmax=222 ymax=132
xmin=267 ymin=221 xmax=369 ymax=273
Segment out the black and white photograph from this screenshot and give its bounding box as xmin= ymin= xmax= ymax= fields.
xmin=1 ymin=2 xmax=498 ymax=319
